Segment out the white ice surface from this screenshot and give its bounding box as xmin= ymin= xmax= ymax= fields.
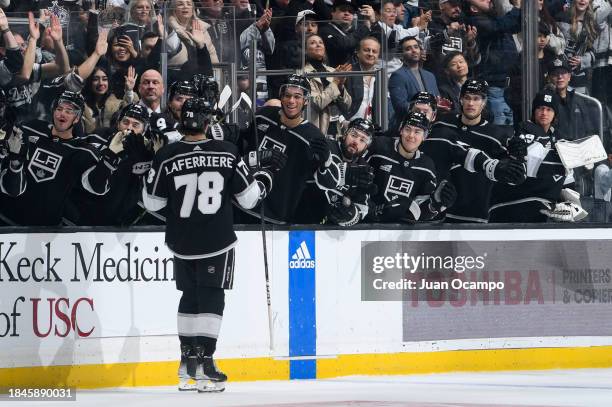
xmin=11 ymin=369 xmax=612 ymax=407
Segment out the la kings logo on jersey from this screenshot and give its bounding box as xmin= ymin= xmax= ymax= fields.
xmin=260 ymin=136 xmax=287 ymax=153
xmin=28 ymin=148 xmax=62 ymax=182
xmin=384 ymin=175 xmax=414 ymax=201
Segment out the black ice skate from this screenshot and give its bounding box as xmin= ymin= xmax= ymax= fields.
xmin=195 ymin=346 xmax=227 ymax=393
xmin=178 ymin=344 xmax=198 ymax=391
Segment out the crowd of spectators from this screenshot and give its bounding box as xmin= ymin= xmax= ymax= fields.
xmin=0 ymin=0 xmax=610 ymax=227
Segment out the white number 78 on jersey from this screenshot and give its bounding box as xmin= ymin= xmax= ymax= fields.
xmin=174 ymin=171 xmax=224 ymax=217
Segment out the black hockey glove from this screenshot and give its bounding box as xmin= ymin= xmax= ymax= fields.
xmin=506 ymin=136 xmax=528 ymax=160
xmin=431 ymin=179 xmax=457 ymax=209
xmin=328 ymin=202 xmax=360 ymax=227
xmin=344 ymin=162 xmax=374 ymax=189
xmin=249 ymin=149 xmax=287 ymax=172
xmin=484 ymin=159 xmax=526 ymax=185
xmin=124 ymin=132 xmax=153 ymax=159
xmin=6 ymin=126 xmax=28 ymax=162
xmin=309 ymin=137 xmax=331 ymax=168
xmin=148 ymin=128 xmax=168 ymax=153
xmin=253 ymin=169 xmax=274 ymax=199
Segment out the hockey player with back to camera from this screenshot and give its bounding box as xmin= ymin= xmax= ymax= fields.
xmin=420 ymin=79 xmax=527 ymax=223
xmin=488 ymin=89 xmax=588 ymax=223
xmin=365 ymin=111 xmax=458 ymax=223
xmin=0 ymin=91 xmax=126 ymax=226
xmin=313 ymin=118 xmax=376 ymax=226
xmin=143 ymin=97 xmax=279 ymax=393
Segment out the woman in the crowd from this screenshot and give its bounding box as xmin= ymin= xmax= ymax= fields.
xmin=167 ymin=0 xmax=218 ymax=72
xmin=126 ymin=0 xmax=157 ymax=33
xmin=82 ymin=65 xmax=139 ymax=132
xmin=303 ymin=34 xmax=352 ymax=136
xmin=558 ymin=0 xmax=611 ymax=95
xmin=538 ymin=0 xmax=566 ymax=55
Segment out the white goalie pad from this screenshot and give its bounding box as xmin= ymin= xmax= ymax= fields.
xmin=555 ymin=135 xmax=607 ymax=170
xmin=540 ymin=201 xmax=588 ymax=222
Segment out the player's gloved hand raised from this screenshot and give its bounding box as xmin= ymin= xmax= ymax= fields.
xmin=148 ymin=129 xmax=168 ymax=153
xmin=328 ymin=201 xmax=360 ymax=227
xmin=344 ymin=162 xmax=374 ymax=188
xmin=309 ymin=137 xmax=331 ymax=168
xmin=259 ymin=149 xmax=287 ymax=172
xmin=7 ymin=127 xmax=28 ymax=162
xmin=506 ymin=136 xmax=527 ymax=160
xmin=124 ymin=132 xmax=152 ymax=157
xmin=109 ymin=130 xmax=128 ymax=154
xmin=432 ymin=179 xmax=456 ymax=209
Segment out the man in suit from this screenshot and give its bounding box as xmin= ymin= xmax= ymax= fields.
xmin=388 ymin=36 xmax=439 ymax=129
xmin=341 ymin=36 xmax=381 ymax=122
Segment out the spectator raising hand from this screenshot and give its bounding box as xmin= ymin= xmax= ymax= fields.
xmin=124 ymin=65 xmax=138 ymax=94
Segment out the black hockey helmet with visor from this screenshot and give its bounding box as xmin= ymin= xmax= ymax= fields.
xmin=410 ymin=91 xmax=437 ymax=112
xmin=344 ymin=118 xmax=374 ymax=145
xmin=191 ymin=74 xmax=219 ymax=103
xmin=53 ymin=91 xmax=85 ymax=119
xmin=118 ymin=103 xmax=151 ymax=132
xmin=460 ymin=79 xmax=488 ymax=98
xmin=169 ymin=80 xmax=198 ymax=101
xmin=400 ymin=111 xmax=430 ymax=133
xmin=181 ymin=97 xmax=214 ymax=132
xmin=280 ymin=74 xmax=311 ymax=98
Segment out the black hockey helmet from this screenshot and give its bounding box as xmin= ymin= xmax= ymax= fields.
xmin=191 ymin=74 xmax=219 ymax=101
xmin=345 ymin=118 xmax=375 ymax=145
xmin=410 ymin=91 xmax=437 ymax=112
xmin=169 ymin=80 xmax=198 ymax=101
xmin=181 ymin=97 xmax=214 ymax=132
xmin=280 ymin=74 xmax=311 ymax=97
xmin=460 ymin=79 xmax=488 ymax=98
xmin=400 ymin=111 xmax=430 ymax=133
xmin=117 ymin=103 xmax=151 ymax=131
xmin=52 ymin=91 xmax=85 ymax=118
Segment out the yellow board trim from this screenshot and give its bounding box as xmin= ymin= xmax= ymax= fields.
xmin=2 ymin=346 xmax=612 ymax=389
xmin=318 ymin=346 xmax=612 ymax=378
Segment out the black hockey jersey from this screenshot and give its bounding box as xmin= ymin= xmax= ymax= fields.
xmin=489 ymin=122 xmax=569 ymax=222
xmin=143 ymin=138 xmax=261 ymax=258
xmin=242 ymin=106 xmax=324 ymax=224
xmin=315 ymin=139 xmax=371 ymax=225
xmin=66 ymin=127 xmax=153 ymax=226
xmin=423 ymin=115 xmax=512 ymax=223
xmin=365 ymin=137 xmax=438 ymax=222
xmin=0 ymin=120 xmax=117 ymax=226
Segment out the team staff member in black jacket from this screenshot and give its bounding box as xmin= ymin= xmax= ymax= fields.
xmin=421 ymin=79 xmax=526 ymax=223
xmin=240 ymin=74 xmax=327 ymax=224
xmin=489 ymin=91 xmax=587 ymax=223
xmin=365 ymin=111 xmax=457 ymax=222
xmin=0 ymin=91 xmax=123 ymax=226
xmin=143 ymin=97 xmax=275 ymax=393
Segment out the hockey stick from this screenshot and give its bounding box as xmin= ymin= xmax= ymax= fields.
xmin=249 ymin=39 xmax=274 ymax=352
